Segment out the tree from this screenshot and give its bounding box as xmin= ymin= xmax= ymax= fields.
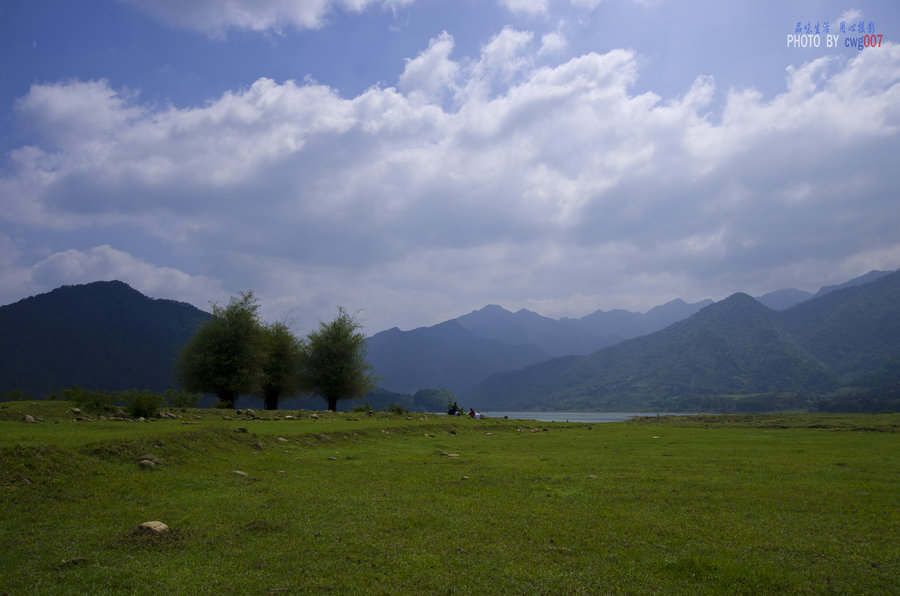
xmin=258 ymin=322 xmax=306 ymax=410
xmin=303 ymin=307 xmax=375 ymax=411
xmin=176 ymin=291 xmax=264 ymax=409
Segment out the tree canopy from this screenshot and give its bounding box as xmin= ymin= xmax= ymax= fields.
xmin=303 ymin=307 xmax=375 ymax=411
xmin=176 ymin=291 xmax=265 ymax=409
xmin=258 ymin=321 xmax=306 ymax=410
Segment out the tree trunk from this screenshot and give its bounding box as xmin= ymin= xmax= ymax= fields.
xmin=264 ymin=390 xmax=279 ymax=411
xmin=327 ymin=396 xmax=338 ymax=411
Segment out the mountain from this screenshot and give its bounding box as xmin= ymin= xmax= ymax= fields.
xmin=0 ymin=281 xmax=211 ymax=397
xmin=366 ymin=298 xmax=713 ymax=396
xmin=366 ymin=320 xmax=550 ymax=396
xmin=471 ymin=269 xmax=900 ymax=412
xmin=756 ymin=288 xmax=813 ymax=310
xmin=813 ymin=270 xmax=892 ymax=298
xmin=754 ymin=270 xmax=891 ymax=310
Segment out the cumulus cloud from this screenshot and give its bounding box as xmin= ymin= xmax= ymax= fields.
xmin=0 ymin=243 xmax=226 ymax=312
xmin=499 ymin=0 xmax=604 ymax=15
xmin=2 ymin=31 xmax=899 ymax=330
xmin=120 ymin=0 xmax=415 ymax=34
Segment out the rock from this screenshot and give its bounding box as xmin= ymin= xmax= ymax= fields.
xmin=137 ymin=454 xmax=158 ymax=464
xmin=277 ymin=437 xmax=288 ymax=443
xmin=136 ymin=521 xmax=169 ymax=535
xmin=22 ymin=415 xmax=36 ymax=423
xmin=232 ymin=470 xmax=249 ymax=477
xmin=139 ymin=460 xmax=156 ymax=470
xmin=70 ymin=408 xmax=82 ymax=415
xmin=253 ymin=441 xmax=263 ymax=450
xmin=284 ymin=415 xmax=294 ymax=420
xmin=310 ymin=413 xmax=319 ymax=419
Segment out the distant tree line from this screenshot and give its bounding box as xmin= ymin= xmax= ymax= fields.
xmin=176 ymin=291 xmax=375 ymax=411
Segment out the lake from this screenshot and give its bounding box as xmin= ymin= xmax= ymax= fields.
xmin=479 ymin=412 xmax=679 ymax=423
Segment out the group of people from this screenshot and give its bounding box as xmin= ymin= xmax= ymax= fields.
xmin=447 ymin=402 xmax=483 ymax=419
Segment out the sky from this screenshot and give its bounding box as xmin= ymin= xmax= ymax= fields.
xmin=1 ymin=0 xmax=898 ymax=335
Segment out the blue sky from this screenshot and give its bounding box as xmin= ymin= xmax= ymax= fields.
xmin=1 ymin=0 xmax=898 ymax=333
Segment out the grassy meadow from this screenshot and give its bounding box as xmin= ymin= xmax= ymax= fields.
xmin=0 ymin=401 xmax=898 ymax=594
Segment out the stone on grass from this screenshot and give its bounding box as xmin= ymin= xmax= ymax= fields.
xmin=136 ymin=521 xmax=169 ymax=535
xmin=232 ymin=470 xmax=249 ymax=477
xmin=23 ymin=415 xmax=36 ymax=423
xmin=139 ymin=460 xmax=156 ymax=470
xmin=277 ymin=437 xmax=288 ymax=443
xmin=137 ymin=454 xmax=158 ymax=464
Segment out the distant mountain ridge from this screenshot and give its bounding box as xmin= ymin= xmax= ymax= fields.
xmin=365 ymin=270 xmax=893 ymax=398
xmin=471 ymin=269 xmax=900 ymax=412
xmin=366 ymin=298 xmax=714 ymax=396
xmin=1 ymin=270 xmax=894 ymax=412
xmin=0 ymin=281 xmax=211 ymax=396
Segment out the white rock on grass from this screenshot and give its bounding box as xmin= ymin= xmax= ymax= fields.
xmin=136 ymin=521 xmax=169 ymax=535
xmin=232 ymin=470 xmax=249 ymax=477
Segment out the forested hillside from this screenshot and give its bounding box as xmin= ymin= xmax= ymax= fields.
xmin=472 ymin=270 xmax=900 ymax=412
xmin=0 ymin=281 xmax=211 ymax=396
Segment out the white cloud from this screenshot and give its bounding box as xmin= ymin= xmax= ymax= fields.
xmin=499 ymin=0 xmax=604 ymax=15
xmin=2 ymin=34 xmax=899 ymax=331
xmin=0 ymin=243 xmax=226 ymax=312
xmin=499 ymin=0 xmax=549 ymax=15
xmin=120 ymin=0 xmax=415 ymax=34
xmin=398 ymin=31 xmax=459 ymax=104
xmin=539 ymin=31 xmax=567 ymax=55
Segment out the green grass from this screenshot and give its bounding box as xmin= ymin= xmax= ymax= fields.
xmin=1 ymin=402 xmax=898 ymax=594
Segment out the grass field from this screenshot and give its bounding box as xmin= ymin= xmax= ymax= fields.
xmin=1 ymin=401 xmax=898 ymax=594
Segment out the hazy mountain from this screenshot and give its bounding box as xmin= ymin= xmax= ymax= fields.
xmin=756 ymin=288 xmax=813 ymax=310
xmin=754 ymin=270 xmax=891 ymax=310
xmin=813 ymin=269 xmax=892 ymax=298
xmin=0 ymin=281 xmax=211 ymax=397
xmin=366 ymin=297 xmax=713 ymax=395
xmin=455 ymin=299 xmax=713 ymax=356
xmin=472 ymin=269 xmax=900 ymax=412
xmin=366 ymin=320 xmax=550 ymax=396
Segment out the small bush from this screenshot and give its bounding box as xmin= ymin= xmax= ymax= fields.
xmin=165 ymin=389 xmax=201 ymax=408
xmin=63 ymin=386 xmax=115 ymax=412
xmin=352 ymin=402 xmax=372 ymax=413
xmin=387 ymin=403 xmax=407 ymax=415
xmin=126 ymin=390 xmax=165 ymax=418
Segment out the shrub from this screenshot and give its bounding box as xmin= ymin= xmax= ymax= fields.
xmin=164 ymin=389 xmax=201 ymax=408
xmin=126 ymin=390 xmax=165 ymax=418
xmin=62 ymin=386 xmax=115 ymax=412
xmin=387 ymin=403 xmax=407 ymax=415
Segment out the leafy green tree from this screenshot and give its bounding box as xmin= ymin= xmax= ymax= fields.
xmin=258 ymin=322 xmax=307 ymax=410
xmin=303 ymin=307 xmax=375 ymax=411
xmin=176 ymin=291 xmax=264 ymax=409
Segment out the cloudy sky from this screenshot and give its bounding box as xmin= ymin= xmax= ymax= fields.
xmin=1 ymin=1 xmax=898 ymax=334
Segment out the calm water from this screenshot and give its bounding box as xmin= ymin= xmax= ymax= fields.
xmin=480 ymin=411 xmax=678 ymax=423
